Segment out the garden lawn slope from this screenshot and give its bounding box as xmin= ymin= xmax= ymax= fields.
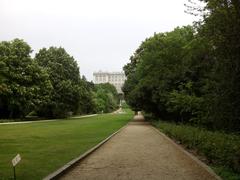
xmin=0 ymin=112 xmax=133 ymax=180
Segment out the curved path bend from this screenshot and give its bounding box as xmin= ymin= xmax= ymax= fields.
xmin=59 ymin=115 xmax=220 ymax=180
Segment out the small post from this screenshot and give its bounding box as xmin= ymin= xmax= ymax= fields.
xmin=13 ymin=166 xmax=16 ymax=180
xmin=11 ymin=154 xmax=21 ymax=180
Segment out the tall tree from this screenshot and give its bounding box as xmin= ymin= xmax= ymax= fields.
xmin=123 ymin=26 xmax=202 ymax=120
xmin=35 ymin=47 xmax=81 ymax=118
xmin=0 ymin=39 xmax=52 ymax=118
xmin=195 ymin=0 xmax=240 ymax=130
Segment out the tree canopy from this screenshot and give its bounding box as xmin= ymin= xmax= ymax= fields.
xmin=35 ymin=47 xmax=82 ymax=118
xmin=123 ymin=0 xmax=240 ymax=132
xmin=0 ymin=39 xmax=52 ymax=118
xmin=93 ymin=83 xmax=119 ymax=113
xmin=0 ymin=41 xmax=119 ymax=119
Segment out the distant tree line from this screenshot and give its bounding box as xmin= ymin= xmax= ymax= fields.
xmin=123 ymin=0 xmax=240 ymax=132
xmin=0 ymin=39 xmax=119 ymax=119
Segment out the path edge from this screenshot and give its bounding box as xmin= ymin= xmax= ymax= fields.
xmin=43 ymin=123 xmax=129 ymax=180
xmin=0 ymin=114 xmax=97 ymax=125
xmin=150 ymin=125 xmax=222 ymax=180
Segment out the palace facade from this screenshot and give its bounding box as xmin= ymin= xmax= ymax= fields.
xmin=93 ymin=71 xmax=126 ymax=93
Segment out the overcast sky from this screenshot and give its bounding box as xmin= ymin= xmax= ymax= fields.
xmin=0 ymin=0 xmax=197 ymax=81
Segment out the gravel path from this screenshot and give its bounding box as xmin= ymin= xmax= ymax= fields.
xmin=59 ymin=115 xmax=219 ymax=180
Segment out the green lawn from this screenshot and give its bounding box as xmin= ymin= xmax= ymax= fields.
xmin=0 ymin=111 xmax=133 ymax=180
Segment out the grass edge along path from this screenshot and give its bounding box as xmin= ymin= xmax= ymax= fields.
xmin=152 ymin=120 xmax=240 ymax=180
xmin=0 ymin=111 xmax=133 ymax=180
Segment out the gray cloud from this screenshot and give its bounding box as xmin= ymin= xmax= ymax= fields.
xmin=0 ymin=0 xmax=197 ymax=80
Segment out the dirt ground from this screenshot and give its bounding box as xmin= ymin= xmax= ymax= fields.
xmin=59 ymin=115 xmax=219 ymax=180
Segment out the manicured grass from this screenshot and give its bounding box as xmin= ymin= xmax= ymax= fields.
xmin=152 ymin=120 xmax=240 ymax=180
xmin=0 ymin=111 xmax=133 ymax=180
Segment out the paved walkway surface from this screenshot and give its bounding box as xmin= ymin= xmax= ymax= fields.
xmin=60 ymin=114 xmax=219 ymax=180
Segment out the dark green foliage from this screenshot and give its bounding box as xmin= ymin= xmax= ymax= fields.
xmin=123 ymin=26 xmax=206 ymax=123
xmin=93 ymin=83 xmax=119 ymax=113
xmin=0 ymin=39 xmax=52 ymax=118
xmin=122 ymin=2 xmax=240 ymax=176
xmin=35 ymin=47 xmax=99 ymax=118
xmin=35 ymin=47 xmax=83 ymax=118
xmin=121 ymin=101 xmax=129 ymax=109
xmin=123 ymin=0 xmax=240 ymax=132
xmin=153 ymin=120 xmax=240 ymax=178
xmin=0 ymin=40 xmax=116 ymax=119
xmin=197 ymin=0 xmax=240 ymax=131
xmin=77 ymin=77 xmax=96 ymax=114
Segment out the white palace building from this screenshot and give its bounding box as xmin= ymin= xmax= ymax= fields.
xmin=93 ymin=71 xmax=126 ymax=94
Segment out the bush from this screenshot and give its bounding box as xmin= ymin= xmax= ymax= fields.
xmin=152 ymin=120 xmax=240 ymax=177
xmin=93 ymin=83 xmax=119 ymax=113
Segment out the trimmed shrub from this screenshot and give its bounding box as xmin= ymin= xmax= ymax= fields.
xmin=152 ymin=120 xmax=240 ymax=174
